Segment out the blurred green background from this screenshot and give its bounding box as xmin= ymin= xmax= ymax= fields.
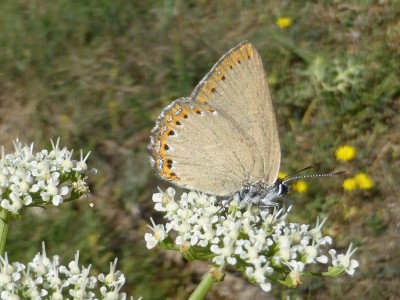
xmin=1 ymin=0 xmax=399 ymax=299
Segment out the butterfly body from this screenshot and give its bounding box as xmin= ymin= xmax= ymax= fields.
xmin=234 ymin=179 xmax=288 ymax=205
xmin=149 ymin=41 xmax=284 ymax=205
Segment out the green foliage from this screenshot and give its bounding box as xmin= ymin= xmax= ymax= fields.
xmin=364 ymin=211 xmax=388 ymax=236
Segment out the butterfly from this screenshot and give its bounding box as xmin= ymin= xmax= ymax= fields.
xmin=149 ymin=41 xmax=288 ymax=205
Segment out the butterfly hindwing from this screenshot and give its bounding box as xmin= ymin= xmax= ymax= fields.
xmin=149 ymin=97 xmax=261 ymax=196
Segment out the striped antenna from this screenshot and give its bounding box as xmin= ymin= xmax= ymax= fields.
xmin=282 ymin=167 xmax=346 ymax=184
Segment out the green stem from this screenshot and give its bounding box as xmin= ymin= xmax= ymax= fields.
xmin=188 ymin=272 xmax=216 ymax=300
xmin=0 ymin=209 xmax=10 ymax=255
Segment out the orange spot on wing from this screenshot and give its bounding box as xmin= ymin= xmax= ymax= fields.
xmin=240 ymin=43 xmax=255 ymax=60
xmin=155 ymin=155 xmax=181 ymax=180
xmin=203 ymin=81 xmax=217 ymax=95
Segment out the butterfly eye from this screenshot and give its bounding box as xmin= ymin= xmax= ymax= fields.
xmin=277 ymin=182 xmax=289 ymax=197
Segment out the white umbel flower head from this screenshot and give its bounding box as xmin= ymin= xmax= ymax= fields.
xmin=0 ymin=243 xmax=137 ymax=299
xmin=146 ymin=187 xmax=360 ymax=293
xmin=0 ymin=138 xmax=95 ymax=214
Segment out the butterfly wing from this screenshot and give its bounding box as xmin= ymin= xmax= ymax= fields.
xmin=149 ymin=97 xmax=262 ymax=196
xmin=149 ymin=41 xmax=280 ymax=196
xmin=191 ymin=41 xmax=281 ymax=185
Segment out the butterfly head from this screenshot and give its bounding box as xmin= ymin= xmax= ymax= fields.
xmin=274 ymin=178 xmax=290 ymax=198
xmin=237 ymin=179 xmax=289 ymax=207
xmin=236 ymin=168 xmax=345 ymax=207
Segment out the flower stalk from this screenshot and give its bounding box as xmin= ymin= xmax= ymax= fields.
xmin=0 ymin=209 xmax=10 ymax=255
xmin=188 ymin=271 xmax=216 ymax=300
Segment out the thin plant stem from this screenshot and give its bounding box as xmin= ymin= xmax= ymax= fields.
xmin=188 ymin=272 xmax=216 ymax=300
xmin=0 ymin=209 xmax=10 ymax=255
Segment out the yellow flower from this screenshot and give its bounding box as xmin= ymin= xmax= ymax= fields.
xmin=335 ymin=145 xmax=356 ymax=161
xmin=354 ymin=173 xmax=373 ymax=190
xmin=276 ymin=17 xmax=293 ymax=29
xmin=278 ymin=172 xmax=287 ymax=180
xmin=292 ymin=180 xmax=308 ymax=193
xmin=342 ymin=178 xmax=357 ymax=191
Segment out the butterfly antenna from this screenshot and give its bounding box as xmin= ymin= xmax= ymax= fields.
xmin=282 ymin=165 xmax=314 ymax=180
xmin=283 ymin=171 xmax=346 ymax=184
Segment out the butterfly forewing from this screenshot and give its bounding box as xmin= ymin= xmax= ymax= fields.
xmin=191 ymin=41 xmax=281 ymax=185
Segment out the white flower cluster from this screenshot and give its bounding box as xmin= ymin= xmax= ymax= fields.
xmin=0 ymin=138 xmax=96 ymax=214
xmin=0 ymin=243 xmax=137 ymax=300
xmin=145 ymin=188 xmax=359 ymax=292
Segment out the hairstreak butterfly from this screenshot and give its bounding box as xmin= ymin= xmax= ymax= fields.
xmin=149 ymin=41 xmax=298 ymax=205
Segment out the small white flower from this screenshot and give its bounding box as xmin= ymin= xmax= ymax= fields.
xmin=245 ymin=260 xmax=273 ymax=292
xmin=329 ymin=243 xmax=359 ymax=276
xmin=210 ymin=236 xmax=237 ymax=266
xmin=9 ymin=192 xmax=23 ymax=211
xmin=309 ymin=217 xmax=332 ymax=246
xmin=99 ymin=258 xmax=126 ymax=288
xmin=304 ymin=245 xmax=328 ymax=263
xmin=61 ymin=149 xmax=74 ymax=172
xmin=145 ymin=218 xmax=170 ymax=249
xmin=67 ymin=251 xmax=81 ymax=275
xmin=73 ymin=150 xmax=90 ymax=172
xmin=277 ymin=234 xmax=291 ymax=249
xmin=50 ymin=289 xmax=63 ymax=300
xmin=18 ymin=180 xmax=30 ymax=192
xmin=152 ymin=188 xmax=178 ymax=213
